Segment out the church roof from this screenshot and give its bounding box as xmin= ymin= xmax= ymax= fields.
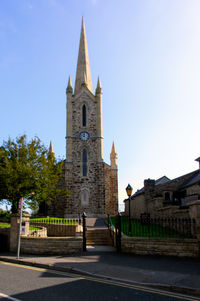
xmin=74 ymin=17 xmax=93 ymax=95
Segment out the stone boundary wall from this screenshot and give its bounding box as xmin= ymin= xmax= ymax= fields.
xmin=28 ymin=227 xmax=47 ymax=238
xmin=121 ymin=235 xmax=200 ymax=258
xmin=156 ymin=206 xmax=190 ymax=218
xmin=21 ymin=236 xmax=82 ymax=255
xmin=30 ymin=222 xmax=80 ymax=237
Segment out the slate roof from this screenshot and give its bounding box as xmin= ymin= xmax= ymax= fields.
xmin=181 ymin=171 xmax=200 ymax=189
xmin=128 ymin=176 xmax=170 ymax=199
xmin=125 ymin=170 xmax=200 ymax=203
xmin=155 ymin=176 xmax=170 ymax=186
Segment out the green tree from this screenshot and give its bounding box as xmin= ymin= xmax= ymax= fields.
xmin=0 ymin=135 xmax=69 ymax=214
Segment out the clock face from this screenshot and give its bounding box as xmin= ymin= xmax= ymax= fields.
xmin=79 ymin=131 xmax=89 ymax=141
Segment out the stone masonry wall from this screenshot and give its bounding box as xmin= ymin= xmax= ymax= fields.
xmin=52 ymin=90 xmax=106 ymax=217
xmin=104 ymin=163 xmax=118 ymax=216
xmin=63 ymin=161 xmax=105 ymax=217
xmin=121 ymin=236 xmax=200 ymax=257
xmin=156 ymin=206 xmax=190 ymax=218
xmin=129 ymin=194 xmax=146 ymax=218
xmin=21 ymin=236 xmax=82 ymax=255
xmin=187 ymin=183 xmax=200 ymax=197
xmin=10 ymin=214 xmax=30 ymax=253
xmin=125 ymin=170 xmax=200 ymax=220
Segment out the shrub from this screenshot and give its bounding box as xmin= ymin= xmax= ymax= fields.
xmin=0 ymin=210 xmax=11 ymax=222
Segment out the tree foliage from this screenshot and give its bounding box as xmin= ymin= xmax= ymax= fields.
xmin=0 ymin=135 xmax=69 ymax=213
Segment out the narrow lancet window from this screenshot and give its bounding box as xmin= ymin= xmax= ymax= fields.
xmin=82 ymin=149 xmax=87 ymax=176
xmin=82 ymin=105 xmax=86 ymax=127
xmin=81 ymin=190 xmax=89 ymax=206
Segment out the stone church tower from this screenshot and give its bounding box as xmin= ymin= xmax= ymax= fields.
xmin=49 ymin=18 xmax=118 ymax=217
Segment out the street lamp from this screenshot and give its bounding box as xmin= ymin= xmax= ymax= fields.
xmin=126 ymin=184 xmax=133 ymax=233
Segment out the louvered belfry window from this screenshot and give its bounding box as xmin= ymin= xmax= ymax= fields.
xmin=82 ymin=104 xmax=86 ymax=127
xmin=82 ymin=149 xmax=87 ymax=176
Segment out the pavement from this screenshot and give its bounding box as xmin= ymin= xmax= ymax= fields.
xmin=1 ymin=246 xmax=200 ymax=298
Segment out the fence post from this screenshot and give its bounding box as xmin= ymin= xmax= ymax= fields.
xmin=189 ymin=201 xmax=200 ymax=241
xmin=116 ymin=212 xmax=121 ymax=252
xmin=82 ymin=212 xmax=87 ymax=251
xmin=107 ymin=214 xmax=110 ymax=230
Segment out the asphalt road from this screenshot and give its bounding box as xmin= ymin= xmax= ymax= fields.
xmin=0 ymin=262 xmax=199 ymax=301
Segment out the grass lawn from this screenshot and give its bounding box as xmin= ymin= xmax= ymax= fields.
xmin=110 ymin=217 xmax=183 ymax=238
xmin=29 ymin=226 xmax=40 ymax=230
xmin=0 ymin=224 xmax=40 ymax=231
xmin=0 ymin=217 xmax=77 ymax=229
xmin=0 ymin=223 xmax=11 ymax=228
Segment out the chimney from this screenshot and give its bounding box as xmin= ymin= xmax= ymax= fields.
xmin=195 ymin=157 xmax=200 ymax=169
xmin=144 ymin=179 xmax=155 ymax=196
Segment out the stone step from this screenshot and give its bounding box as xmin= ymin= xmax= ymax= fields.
xmin=87 ymin=238 xmax=112 ymax=242
xmin=87 ymin=241 xmax=112 ymax=246
xmin=86 ymin=234 xmax=110 ymax=239
xmin=86 ymin=228 xmax=113 ymax=246
xmin=86 ymin=229 xmax=108 ymax=232
xmin=86 ymin=234 xmax=109 ymax=238
xmin=86 ymin=218 xmax=107 ymax=228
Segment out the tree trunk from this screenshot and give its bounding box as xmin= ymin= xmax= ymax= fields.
xmin=11 ymin=200 xmax=18 ymax=214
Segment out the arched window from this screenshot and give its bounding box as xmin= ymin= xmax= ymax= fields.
xmin=82 ymin=149 xmax=87 ymax=176
xmin=81 ymin=190 xmax=89 ymax=206
xmin=82 ymin=105 xmax=86 ymax=127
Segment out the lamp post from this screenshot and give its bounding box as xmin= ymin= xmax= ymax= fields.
xmin=126 ymin=184 xmax=133 ymax=233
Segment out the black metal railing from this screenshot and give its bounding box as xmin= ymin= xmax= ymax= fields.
xmin=82 ymin=212 xmax=87 ymax=251
xmin=111 ymin=214 xmax=196 ymax=239
xmin=30 ymin=217 xmax=81 ymax=226
xmin=29 ymin=216 xmax=82 ymax=237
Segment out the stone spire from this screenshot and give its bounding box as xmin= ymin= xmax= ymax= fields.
xmin=66 ymin=76 xmax=73 ymax=94
xmin=82 ymin=71 xmax=87 ymax=87
xmin=110 ymin=142 xmax=118 ymax=169
xmin=49 ymin=141 xmax=54 ymax=155
xmin=95 ymin=76 xmax=102 ymax=95
xmin=74 ymin=17 xmax=93 ymax=95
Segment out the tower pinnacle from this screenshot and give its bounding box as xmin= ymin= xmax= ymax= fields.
xmin=74 ymin=17 xmax=93 ymax=95
xmin=110 ymin=142 xmax=118 ymax=169
xmin=49 ymin=141 xmax=54 ymax=155
xmin=95 ymin=76 xmax=102 ymax=95
xmin=67 ymin=76 xmax=73 ymax=94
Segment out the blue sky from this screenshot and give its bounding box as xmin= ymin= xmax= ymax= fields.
xmin=0 ymin=0 xmax=200 ymax=208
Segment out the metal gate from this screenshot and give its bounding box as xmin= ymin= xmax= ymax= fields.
xmin=115 ymin=213 xmax=121 ymax=252
xmin=0 ymin=234 xmax=9 ymax=252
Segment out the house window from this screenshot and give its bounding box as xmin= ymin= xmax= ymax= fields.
xmin=82 ymin=149 xmax=87 ymax=176
xmin=164 ymin=192 xmax=170 ymax=201
xmin=82 ymin=105 xmax=86 ymax=127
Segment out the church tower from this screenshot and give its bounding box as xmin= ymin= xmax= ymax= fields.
xmin=51 ymin=18 xmax=118 ymax=217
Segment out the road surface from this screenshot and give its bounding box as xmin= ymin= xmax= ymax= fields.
xmin=0 ymin=261 xmax=199 ymax=301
